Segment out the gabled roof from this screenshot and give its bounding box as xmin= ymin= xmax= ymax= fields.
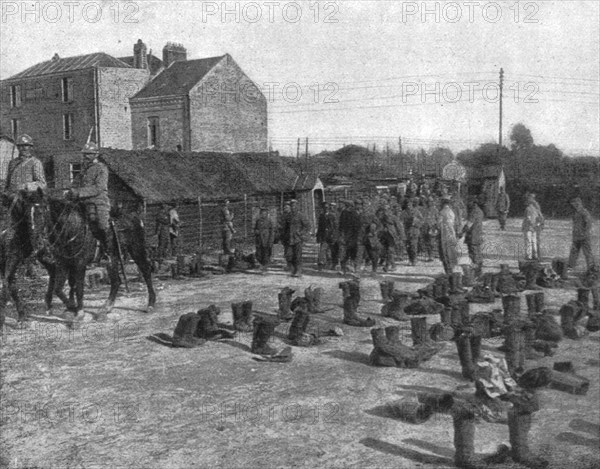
xmin=118 ymin=53 xmax=164 ymax=75
xmin=131 ymin=56 xmax=225 ymax=100
xmin=5 ymin=52 xmax=131 ymax=80
xmin=99 ymin=149 xmax=305 ymax=203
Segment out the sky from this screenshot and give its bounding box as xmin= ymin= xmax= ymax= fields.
xmin=1 ymin=0 xmax=599 ymax=156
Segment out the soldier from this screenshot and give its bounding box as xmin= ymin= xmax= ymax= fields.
xmin=3 ymin=134 xmax=48 ymax=257
xmin=338 ymin=200 xmax=361 ymax=274
xmin=221 ymin=199 xmax=235 ymax=255
xmin=568 ymin=197 xmax=596 ymax=271
xmin=254 ymin=207 xmax=274 ymax=273
xmin=284 ymin=199 xmax=309 ymax=277
xmin=378 ymin=204 xmax=405 ymax=272
xmin=67 ymin=142 xmax=111 ymax=256
xmin=421 ymin=196 xmax=439 ymax=262
xmin=155 ymin=203 xmax=171 ymax=262
xmin=402 ymin=198 xmax=424 ymax=266
xmin=438 ymin=195 xmax=459 ymax=275
xmin=495 ymin=186 xmax=510 ymax=231
xmin=522 ymin=193 xmax=543 ymax=261
xmin=463 ymin=195 xmax=485 ymax=277
xmin=316 ymin=202 xmax=339 ymax=270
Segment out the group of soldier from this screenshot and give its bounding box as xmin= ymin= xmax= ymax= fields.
xmin=2 ymin=135 xmax=110 ymax=262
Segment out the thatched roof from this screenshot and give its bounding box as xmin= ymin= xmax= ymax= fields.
xmin=100 ymin=148 xmax=302 ymax=203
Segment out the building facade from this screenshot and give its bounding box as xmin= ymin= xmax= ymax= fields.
xmin=130 ymin=53 xmax=268 ymax=153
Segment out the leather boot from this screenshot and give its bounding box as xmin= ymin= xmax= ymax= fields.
xmin=508 ymin=408 xmax=549 ymax=469
xmin=502 ymin=294 xmax=521 ymax=325
xmin=369 ymin=327 xmax=433 ymax=368
xmin=577 ymin=288 xmax=591 ymax=313
xmin=429 ymin=307 xmax=454 ymax=341
xmin=380 ymin=280 xmax=394 ymax=302
xmin=560 ymin=303 xmax=580 ymax=339
xmin=240 ymin=301 xmax=254 ymax=332
xmin=278 ymin=287 xmax=295 ymax=321
xmin=534 ymin=292 xmax=545 ymax=314
xmin=525 ymin=294 xmax=537 ymax=317
xmin=411 ymin=317 xmax=429 ymax=347
xmin=231 ymin=302 xmax=244 ymax=331
xmin=452 ymin=406 xmax=500 ymax=469
xmin=343 ymin=297 xmax=375 ymax=327
xmin=288 ymin=308 xmax=313 ymax=346
xmin=172 ymin=313 xmax=206 ymax=348
xmin=305 ymin=286 xmax=325 ymax=314
xmin=369 ymin=328 xmax=397 ymax=367
xmin=450 ymin=272 xmax=466 ymax=294
xmin=523 ymin=261 xmax=542 ymax=290
xmin=504 ymin=320 xmax=526 ymax=375
xmin=381 ymin=291 xmax=410 ymax=321
xmin=251 ymin=315 xmax=280 ymax=355
xmin=461 ymin=265 xmax=476 ymax=287
xmin=455 ymin=330 xmax=476 ymax=380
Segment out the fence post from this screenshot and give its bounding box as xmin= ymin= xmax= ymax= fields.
xmin=244 ymin=194 xmax=248 ymax=241
xmin=198 ymin=196 xmax=203 ymax=249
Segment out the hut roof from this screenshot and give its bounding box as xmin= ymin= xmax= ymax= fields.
xmin=100 ymin=148 xmax=303 ymax=203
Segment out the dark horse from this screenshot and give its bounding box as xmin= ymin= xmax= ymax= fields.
xmin=1 ymin=190 xmax=156 ymax=326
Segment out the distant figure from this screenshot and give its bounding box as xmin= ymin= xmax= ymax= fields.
xmin=254 ymin=207 xmax=274 ymax=273
xmin=221 ymin=199 xmax=235 ymax=255
xmin=522 ymin=193 xmax=543 ymax=261
xmin=463 ymin=196 xmax=485 ymax=277
xmin=338 ymin=200 xmax=361 ymax=274
xmin=438 ymin=196 xmax=459 ymax=275
xmin=402 ymin=198 xmax=423 ymax=266
xmin=155 ymin=203 xmax=171 ymax=261
xmin=530 ymin=192 xmax=545 ymax=259
xmin=495 ymin=186 xmax=510 ymax=230
xmin=284 ymin=199 xmax=309 ymax=277
xmin=169 ymin=203 xmax=180 ymax=257
xmin=422 ymin=196 xmax=439 ymax=262
xmin=568 ymin=197 xmax=596 ymax=271
xmin=316 ymin=202 xmax=339 ymax=270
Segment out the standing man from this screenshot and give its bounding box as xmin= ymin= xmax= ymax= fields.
xmin=4 ymin=134 xmax=48 ymax=257
xmin=530 ymin=193 xmax=544 ymax=259
xmin=316 ymin=202 xmax=338 ymax=270
xmin=169 ymin=202 xmax=181 ymax=258
xmin=338 ymin=200 xmax=361 ymax=274
xmin=68 ymin=142 xmax=111 ymax=256
xmin=254 ymin=207 xmax=274 ymax=273
xmin=402 ymin=198 xmax=423 ymax=266
xmin=568 ymin=197 xmax=596 ymax=271
xmin=522 ymin=193 xmax=543 ymax=261
xmin=495 ymin=186 xmax=510 ymax=231
xmin=221 ymin=200 xmax=235 ymax=255
xmin=463 ymin=195 xmax=485 ymax=277
xmin=284 ymin=199 xmax=309 ymax=277
xmin=421 ymin=196 xmax=439 ymax=262
xmin=438 ymin=195 xmax=459 ymax=275
xmin=155 ymin=203 xmax=171 ymax=262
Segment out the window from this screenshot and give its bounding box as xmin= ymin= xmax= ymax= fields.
xmin=10 ymin=85 xmax=22 ymax=107
xmin=69 ymin=163 xmax=82 ymax=183
xmin=63 ymin=113 xmax=73 ymax=140
xmin=147 ymin=116 xmax=159 ymax=148
xmin=10 ymin=118 xmax=19 ymax=138
xmin=61 ymin=77 xmax=73 ymax=102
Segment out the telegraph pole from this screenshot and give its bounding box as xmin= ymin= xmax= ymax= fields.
xmin=499 ymin=68 xmax=504 ymax=147
xmin=296 ymin=138 xmax=300 ymax=159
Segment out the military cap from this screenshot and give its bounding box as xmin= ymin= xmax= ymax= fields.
xmin=16 ymin=134 xmax=34 ymax=146
xmin=82 ymin=142 xmax=99 ymax=154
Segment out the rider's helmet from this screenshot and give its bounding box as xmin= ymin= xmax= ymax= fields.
xmin=16 ymin=134 xmax=34 ymax=147
xmin=82 ymin=142 xmax=99 ymax=154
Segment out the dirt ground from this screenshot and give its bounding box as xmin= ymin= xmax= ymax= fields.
xmin=1 ymin=218 xmax=599 ymax=469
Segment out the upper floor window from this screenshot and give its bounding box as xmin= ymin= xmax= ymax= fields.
xmin=10 ymin=119 xmax=19 ymax=138
xmin=10 ymin=85 xmax=22 ymax=107
xmin=147 ymin=116 xmax=159 ymax=148
xmin=63 ymin=113 xmax=74 ymax=140
xmin=62 ymin=77 xmax=73 ymax=102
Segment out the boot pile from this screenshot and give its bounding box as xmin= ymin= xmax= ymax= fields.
xmin=339 ymin=279 xmax=376 ymax=327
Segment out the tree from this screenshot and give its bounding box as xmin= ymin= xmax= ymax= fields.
xmin=510 ymin=123 xmax=534 ymax=153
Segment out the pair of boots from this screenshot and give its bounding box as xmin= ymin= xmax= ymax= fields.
xmin=381 ymin=291 xmax=410 ymax=321
xmin=196 ymin=305 xmax=235 ymax=340
xmin=454 ymin=327 xmax=482 ymax=381
xmin=231 ymin=301 xmax=254 ymax=332
xmin=369 ymin=326 xmax=437 ymax=368
xmin=411 ymin=317 xmax=443 ymax=355
xmin=251 ymin=314 xmax=281 ymax=355
xmin=278 ymin=287 xmax=295 ymax=321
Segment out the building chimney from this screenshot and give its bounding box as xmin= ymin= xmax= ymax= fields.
xmin=162 ymin=42 xmax=187 ymax=68
xmin=133 ymin=39 xmax=148 ymax=69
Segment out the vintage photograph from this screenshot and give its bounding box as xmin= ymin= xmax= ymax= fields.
xmin=1 ymin=1 xmax=599 ymax=468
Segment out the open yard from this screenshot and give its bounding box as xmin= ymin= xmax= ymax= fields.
xmin=1 ymin=218 xmax=599 ymax=469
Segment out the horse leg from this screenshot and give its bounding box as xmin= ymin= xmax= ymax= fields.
xmin=44 ymin=263 xmax=56 ymax=315
xmin=99 ymin=255 xmax=120 ymax=317
xmin=53 ymin=267 xmax=74 ymax=311
xmin=73 ymin=266 xmax=86 ymax=320
xmin=5 ymin=257 xmax=26 ymax=323
xmin=127 ymin=240 xmax=156 ymax=313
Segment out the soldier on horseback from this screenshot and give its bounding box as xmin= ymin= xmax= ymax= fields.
xmin=3 ymin=134 xmax=48 ymax=258
xmin=66 ymin=142 xmax=111 ymax=257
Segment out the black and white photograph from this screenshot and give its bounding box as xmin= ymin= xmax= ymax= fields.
xmin=1 ymin=1 xmax=599 ymax=468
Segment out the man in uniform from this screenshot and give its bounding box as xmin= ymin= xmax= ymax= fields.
xmin=495 ymin=186 xmax=510 ymax=231
xmin=438 ymin=195 xmax=459 ymax=275
xmin=568 ymin=197 xmax=596 ymax=271
xmin=4 ymin=134 xmax=48 ymax=256
xmin=463 ymin=195 xmax=485 ymax=277
xmin=221 ymin=200 xmax=235 ymax=255
xmin=284 ymin=199 xmax=309 ymax=277
xmin=402 ymin=198 xmax=424 ymax=266
xmin=254 ymin=207 xmax=274 ymax=273
xmin=68 ymin=142 xmax=111 ymax=256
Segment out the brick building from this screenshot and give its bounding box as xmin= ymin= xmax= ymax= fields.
xmin=130 ymin=52 xmax=268 ymax=153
